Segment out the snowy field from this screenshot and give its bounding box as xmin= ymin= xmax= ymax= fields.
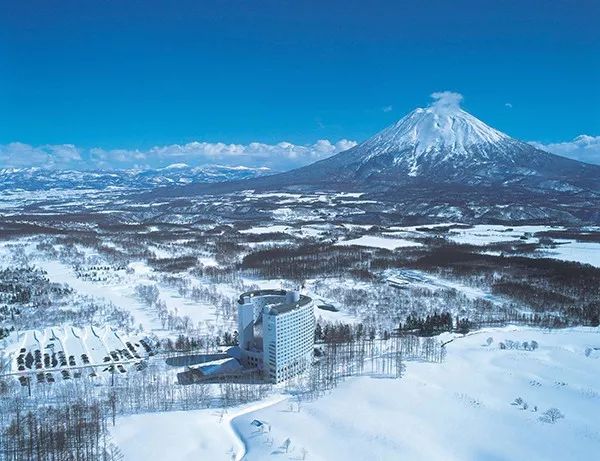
xmin=1 ymin=225 xmax=598 ymax=460
xmin=445 ymin=225 xmax=560 ymax=246
xmin=112 ymin=409 xmax=237 ymax=461
xmin=534 ymin=241 xmax=600 ymax=268
xmin=233 ymin=327 xmax=600 ymax=461
xmin=112 ymin=396 xmax=287 ymax=461
xmin=240 ymin=225 xmax=290 ymax=235
xmin=0 ymin=240 xmax=236 ymax=337
xmin=383 ymin=223 xmax=600 ymax=267
xmin=335 ymin=235 xmax=422 ymax=250
xmin=112 ymin=327 xmax=600 ymax=461
xmin=384 ymin=269 xmax=506 ymax=306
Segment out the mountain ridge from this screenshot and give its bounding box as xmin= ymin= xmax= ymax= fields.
xmin=0 ymin=165 xmax=272 ymax=191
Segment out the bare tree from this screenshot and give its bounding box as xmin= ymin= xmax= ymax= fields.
xmin=540 ymin=408 xmax=564 ymax=423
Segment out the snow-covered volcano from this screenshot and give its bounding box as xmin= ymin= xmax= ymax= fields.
xmin=151 ymin=93 xmax=600 ymax=224
xmin=283 ymin=93 xmax=599 ymax=189
xmin=357 ymin=104 xmax=512 ymax=176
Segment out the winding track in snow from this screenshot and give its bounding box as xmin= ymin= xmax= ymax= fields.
xmin=225 ymin=395 xmax=288 ymax=461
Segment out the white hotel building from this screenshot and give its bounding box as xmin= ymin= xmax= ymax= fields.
xmin=237 ymin=289 xmax=315 ymax=383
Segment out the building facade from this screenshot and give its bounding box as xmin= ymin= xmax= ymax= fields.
xmin=237 ymin=289 xmax=315 ymax=383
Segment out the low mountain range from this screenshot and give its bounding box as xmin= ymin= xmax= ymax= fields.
xmin=0 ymin=164 xmax=271 ymax=191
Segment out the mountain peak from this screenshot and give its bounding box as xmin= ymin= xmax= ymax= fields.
xmin=274 ymin=91 xmax=597 ymax=185
xmin=361 ymin=94 xmax=510 ymax=169
xmin=162 ymin=163 xmax=190 ymax=170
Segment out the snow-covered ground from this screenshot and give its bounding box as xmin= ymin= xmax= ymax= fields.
xmin=232 ymin=327 xmax=600 ymax=461
xmin=1 ymin=244 xmax=232 ymax=336
xmin=36 ymin=259 xmax=165 ymax=335
xmin=535 ymin=241 xmax=600 ymax=268
xmin=112 ymin=396 xmax=287 ymax=461
xmin=384 ymin=268 xmax=506 ymax=306
xmin=240 ymin=225 xmax=290 ymax=235
xmin=110 ymin=327 xmax=600 ymax=461
xmin=446 ymin=225 xmax=561 ymax=246
xmin=384 ymin=223 xmax=600 ymax=267
xmin=240 ymin=223 xmax=336 ymax=240
xmin=112 ymin=409 xmax=237 ymax=461
xmin=335 ymin=235 xmax=422 ymax=250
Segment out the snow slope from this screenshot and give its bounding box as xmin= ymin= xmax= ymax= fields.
xmin=112 ymin=410 xmax=237 ymax=461
xmin=36 ymin=259 xmax=164 ymax=335
xmin=112 ymin=396 xmax=287 ymax=461
xmin=233 ymin=327 xmax=600 ymax=461
xmin=359 ymin=104 xmax=512 ymax=176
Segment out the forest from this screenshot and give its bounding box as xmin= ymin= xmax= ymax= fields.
xmin=1 ymin=208 xmax=598 ymax=460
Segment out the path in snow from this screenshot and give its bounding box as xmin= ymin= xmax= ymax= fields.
xmin=227 ymin=395 xmax=288 ymax=461
xmin=111 ymin=396 xmax=288 ymax=461
xmin=232 ymin=327 xmax=600 ymax=461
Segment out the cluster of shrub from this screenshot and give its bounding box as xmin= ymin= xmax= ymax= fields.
xmin=160 ymin=331 xmax=240 ymax=353
xmin=511 ymin=397 xmax=564 ymax=423
xmin=0 ymin=326 xmax=13 ymax=340
xmin=399 ymin=312 xmax=473 ymax=336
xmin=241 ymin=244 xmax=381 ymax=279
xmin=0 ymin=267 xmax=71 ymax=305
xmin=499 ymin=339 xmax=539 ymax=351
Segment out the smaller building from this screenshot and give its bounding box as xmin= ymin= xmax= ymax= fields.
xmin=238 ymin=289 xmax=315 ymax=383
xmin=176 ymin=357 xmax=243 ymax=385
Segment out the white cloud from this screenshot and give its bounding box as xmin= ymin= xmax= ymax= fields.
xmin=505 ymin=103 xmax=513 ymax=109
xmin=0 ymin=139 xmax=357 ymax=171
xmin=530 ymin=135 xmax=600 ymax=165
xmin=0 ymin=142 xmax=83 ymax=169
xmin=382 ymin=105 xmax=393 ymax=113
xmin=430 ymin=91 xmax=464 ymax=112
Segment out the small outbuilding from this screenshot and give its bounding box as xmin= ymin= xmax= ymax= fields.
xmin=176 ymin=357 xmax=243 ymax=385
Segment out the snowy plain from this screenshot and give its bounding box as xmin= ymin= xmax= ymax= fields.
xmin=445 ymin=225 xmax=560 ymax=246
xmin=111 ymin=327 xmax=600 ymax=461
xmin=2 ymin=226 xmax=600 ymax=461
xmin=534 ymin=241 xmax=600 ymax=268
xmin=335 ymin=235 xmax=422 ymax=250
xmin=0 ymin=242 xmax=233 ymax=337
xmin=236 ymin=327 xmax=600 ymax=461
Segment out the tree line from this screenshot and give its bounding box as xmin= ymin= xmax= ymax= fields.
xmin=0 ymin=400 xmax=122 ymax=461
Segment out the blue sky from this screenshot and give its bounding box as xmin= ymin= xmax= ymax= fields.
xmin=0 ymin=0 xmax=599 ymax=169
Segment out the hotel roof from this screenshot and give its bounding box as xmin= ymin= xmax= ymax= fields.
xmin=238 ymin=289 xmax=312 ymax=315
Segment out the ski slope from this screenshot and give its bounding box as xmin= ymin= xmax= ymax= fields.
xmin=232 ymin=327 xmax=600 ymax=461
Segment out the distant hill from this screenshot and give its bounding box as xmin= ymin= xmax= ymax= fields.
xmin=0 ymin=165 xmax=272 ymax=191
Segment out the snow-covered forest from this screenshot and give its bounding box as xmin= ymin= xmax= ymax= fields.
xmin=0 ymin=192 xmax=599 ymax=460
